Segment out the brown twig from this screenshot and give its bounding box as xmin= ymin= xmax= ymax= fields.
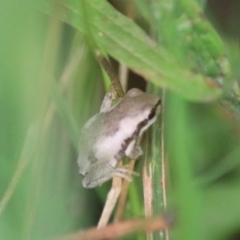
xmin=119 ymin=63 xmax=129 ymax=91
xmin=59 ymin=215 xmax=171 ymax=240
xmin=114 ymin=157 xmax=136 ymax=222
xmin=95 ymin=51 xmax=124 ymax=98
xmin=114 ymin=134 xmax=143 ymax=222
xmin=97 ymin=174 xmax=122 ymax=227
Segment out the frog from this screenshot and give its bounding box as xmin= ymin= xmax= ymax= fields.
xmin=77 ymin=88 xmax=161 ymax=188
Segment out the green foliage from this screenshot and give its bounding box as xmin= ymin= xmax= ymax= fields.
xmin=42 ymin=0 xmax=223 ymax=101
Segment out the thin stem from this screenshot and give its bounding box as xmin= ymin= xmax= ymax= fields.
xmin=119 ymin=63 xmax=129 ymax=92
xmin=114 ymin=159 xmax=136 ymax=222
xmin=160 ymin=90 xmax=169 ymax=240
xmin=60 ymin=215 xmax=171 ymax=240
xmin=95 ymin=51 xmax=124 ymax=98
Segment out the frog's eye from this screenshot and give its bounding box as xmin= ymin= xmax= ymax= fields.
xmin=148 ymin=99 xmax=161 ymax=120
xmin=148 ymin=109 xmax=156 ymax=120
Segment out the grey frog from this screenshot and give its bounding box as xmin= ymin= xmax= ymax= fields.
xmin=77 ymin=88 xmax=161 ymax=188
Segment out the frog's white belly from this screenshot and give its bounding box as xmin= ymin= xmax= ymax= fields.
xmin=94 ymin=114 xmax=147 ymax=163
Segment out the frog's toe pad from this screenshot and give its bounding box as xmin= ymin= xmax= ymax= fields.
xmin=114 ymin=167 xmax=139 ymax=181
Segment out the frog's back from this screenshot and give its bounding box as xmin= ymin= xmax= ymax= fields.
xmin=78 ymin=89 xmax=161 ymax=175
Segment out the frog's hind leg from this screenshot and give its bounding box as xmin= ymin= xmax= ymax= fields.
xmin=82 ymin=161 xmax=138 ymax=188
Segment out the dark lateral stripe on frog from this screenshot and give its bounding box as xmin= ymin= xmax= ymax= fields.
xmin=135 ymin=99 xmax=161 ymax=137
xmin=148 ymin=99 xmax=161 ymax=120
xmin=115 ymin=99 xmax=161 ymax=160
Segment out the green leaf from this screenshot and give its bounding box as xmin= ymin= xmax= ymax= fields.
xmin=40 ymin=0 xmax=223 ymax=101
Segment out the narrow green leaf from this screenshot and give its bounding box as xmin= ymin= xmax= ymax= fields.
xmin=166 ymin=94 xmax=204 ymax=240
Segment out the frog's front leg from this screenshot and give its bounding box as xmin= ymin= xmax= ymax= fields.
xmin=125 ymin=139 xmax=143 ymax=160
xmin=100 ymin=91 xmax=117 ymax=113
xmin=82 ymin=161 xmax=135 ymax=188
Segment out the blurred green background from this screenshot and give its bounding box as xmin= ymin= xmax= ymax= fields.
xmin=1 ymin=0 xmax=240 ymax=240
